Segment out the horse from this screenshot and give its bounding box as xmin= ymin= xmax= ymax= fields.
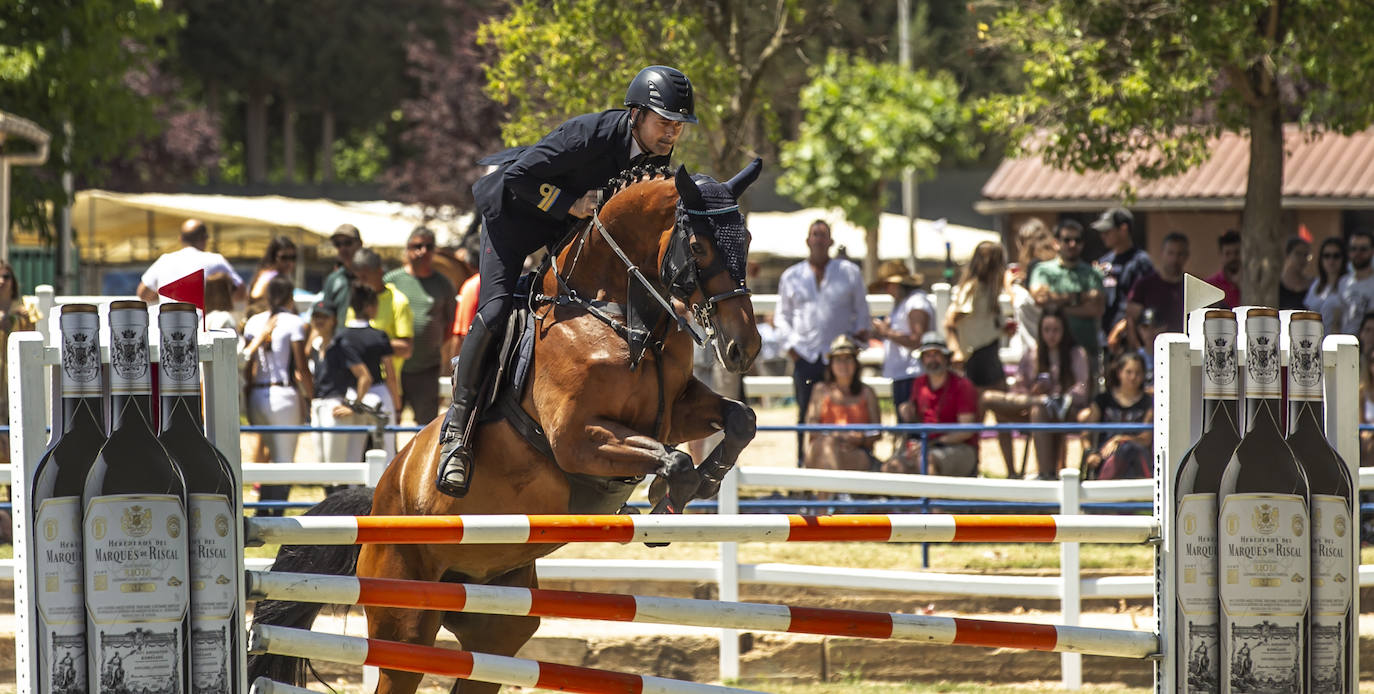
xmin=249 ymin=160 xmax=765 ymax=694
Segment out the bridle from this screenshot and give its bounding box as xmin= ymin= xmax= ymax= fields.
xmin=541 ymin=192 xmax=751 ymax=350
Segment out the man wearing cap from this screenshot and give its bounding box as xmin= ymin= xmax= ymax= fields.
xmin=868 ymin=259 xmax=932 ymax=413
xmin=1091 ymin=207 xmax=1152 ymax=338
xmin=137 ymin=218 xmax=246 ymax=304
xmin=437 ymin=66 xmax=699 ymax=496
xmin=892 ymin=333 xmax=979 ymax=477
xmin=321 ymin=223 xmax=363 ymax=323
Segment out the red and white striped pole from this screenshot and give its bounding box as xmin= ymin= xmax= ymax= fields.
xmin=244 ymin=513 xmax=1157 ymax=547
xmin=246 ymin=571 xmax=1158 ymax=659
xmin=249 ymin=624 xmax=766 ymax=694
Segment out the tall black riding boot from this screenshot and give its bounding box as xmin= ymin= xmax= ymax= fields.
xmin=436 ymin=314 xmax=500 ymax=497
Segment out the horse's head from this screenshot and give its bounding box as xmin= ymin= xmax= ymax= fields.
xmin=661 ymin=159 xmax=764 ymax=373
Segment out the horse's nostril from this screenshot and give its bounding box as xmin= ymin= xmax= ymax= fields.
xmin=727 ymin=342 xmax=742 ymax=365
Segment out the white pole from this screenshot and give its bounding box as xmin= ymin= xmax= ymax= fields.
xmin=1059 ymin=467 xmax=1082 ymax=689
xmin=718 ymin=466 xmax=741 ymax=682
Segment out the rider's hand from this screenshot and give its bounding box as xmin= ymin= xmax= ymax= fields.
xmin=568 ymin=190 xmax=599 ymax=219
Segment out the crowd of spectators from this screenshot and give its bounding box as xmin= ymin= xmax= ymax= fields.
xmin=770 ymin=207 xmax=1374 ymax=483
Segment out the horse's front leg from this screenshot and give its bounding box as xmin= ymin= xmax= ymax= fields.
xmin=549 ymin=416 xmax=699 ymax=514
xmin=667 ymin=378 xmax=757 ymax=500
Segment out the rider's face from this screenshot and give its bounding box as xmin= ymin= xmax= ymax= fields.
xmin=634 ymin=111 xmax=687 ymax=156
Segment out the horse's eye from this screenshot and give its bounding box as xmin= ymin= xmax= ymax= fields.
xmin=690 ymin=241 xmax=705 ymax=255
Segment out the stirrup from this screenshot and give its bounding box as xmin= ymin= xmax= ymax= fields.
xmin=435 ymin=409 xmax=474 ymax=498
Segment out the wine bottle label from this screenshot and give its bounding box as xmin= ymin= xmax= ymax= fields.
xmin=1202 ymin=320 xmax=1238 ymax=399
xmin=1310 ymin=495 xmax=1352 ymax=693
xmin=159 ymin=312 xmax=200 ymax=396
xmin=1223 ymin=616 xmax=1304 ymax=692
xmin=1176 ymin=493 xmax=1220 ymax=692
xmin=1244 ymin=317 xmax=1281 ymax=399
xmin=84 ymin=494 xmax=188 ymax=693
xmin=1311 ymin=618 xmax=1345 ymax=693
xmin=1288 ymin=320 xmax=1324 ymax=402
xmin=108 ymin=311 xmax=150 ymax=395
xmin=189 ymin=494 xmax=237 ymax=694
xmin=59 ymin=312 xmax=102 ymax=398
xmin=34 ymin=496 xmax=87 ymax=694
xmin=1218 ymin=494 xmax=1307 ymax=692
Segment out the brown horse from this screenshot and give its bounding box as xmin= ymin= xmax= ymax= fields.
xmin=250 ymin=161 xmax=764 ymax=693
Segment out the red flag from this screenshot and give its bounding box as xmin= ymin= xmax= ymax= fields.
xmin=159 ymin=270 xmax=206 ymax=329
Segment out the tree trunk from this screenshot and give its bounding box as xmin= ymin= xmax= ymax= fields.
xmin=282 ymin=95 xmax=296 ymax=183
xmin=864 ymin=222 xmax=880 ymax=283
xmin=245 ymin=87 xmax=269 ymax=184
xmin=206 ymin=82 xmax=221 ymax=184
xmin=1242 ymin=99 xmax=1284 ymax=307
xmin=319 ymin=107 xmax=336 ymax=183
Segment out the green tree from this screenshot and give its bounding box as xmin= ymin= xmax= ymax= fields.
xmin=778 ymin=51 xmax=974 ymax=279
xmin=981 ymin=0 xmax=1374 ymax=305
xmin=0 ymin=0 xmax=177 ymax=238
xmin=479 ymin=0 xmax=828 ymax=177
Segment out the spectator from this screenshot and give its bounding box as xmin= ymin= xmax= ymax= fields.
xmin=305 ymin=300 xmax=338 ymax=467
xmin=1339 ymin=229 xmax=1374 ymax=334
xmin=1206 ymin=230 xmax=1242 ymax=309
xmin=774 ymin=219 xmax=870 ymax=466
xmin=1360 ymin=344 xmax=1374 ymax=468
xmin=137 ymin=218 xmax=245 ymax=305
xmin=346 ymin=249 xmax=411 ymax=453
xmin=868 ymin=259 xmax=932 ymax=411
xmin=1278 ymin=236 xmax=1312 ymax=310
xmin=1091 ymin=207 xmax=1153 ymax=336
xmin=983 ymin=310 xmax=1089 ymax=480
xmin=241 ymin=275 xmax=310 ymax=515
xmin=1124 ymin=232 xmax=1190 ymax=343
xmin=1108 ymin=307 xmax=1165 ymax=381
xmin=1306 ymin=237 xmax=1347 ymax=333
xmin=0 ymin=262 xmax=35 ymax=465
xmin=248 ymin=236 xmax=298 ymax=313
xmin=1356 ymin=312 xmax=1374 ymax=359
xmin=892 ymin=333 xmax=979 ymax=476
xmin=315 ymin=284 xmax=399 ymax=462
xmin=1029 ymin=219 xmax=1105 ymax=396
xmin=1009 ymin=219 xmax=1059 ymax=356
xmin=384 ymin=227 xmax=456 ymax=425
xmin=203 ymin=272 xmax=239 ymax=334
xmin=803 ymin=335 xmax=881 ymax=475
xmin=1078 ymin=351 xmax=1153 ymax=479
xmin=945 ymin=241 xmax=1010 ymax=389
xmin=321 ymin=224 xmax=362 ymax=323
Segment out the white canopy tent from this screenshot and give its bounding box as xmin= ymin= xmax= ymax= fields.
xmin=745 ymin=209 xmax=999 ymax=262
xmin=68 ymin=190 xmax=474 ymax=264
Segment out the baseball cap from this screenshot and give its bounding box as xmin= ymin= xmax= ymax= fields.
xmin=1090 ymin=207 xmax=1133 ymax=232
xmin=331 ymin=224 xmax=362 ymax=242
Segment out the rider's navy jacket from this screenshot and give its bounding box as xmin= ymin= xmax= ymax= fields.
xmin=472 ymin=109 xmax=668 ymax=240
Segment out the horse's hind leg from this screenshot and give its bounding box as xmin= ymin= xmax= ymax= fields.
xmin=359 ymin=544 xmax=446 ymax=694
xmin=440 ymin=564 xmax=541 ymax=694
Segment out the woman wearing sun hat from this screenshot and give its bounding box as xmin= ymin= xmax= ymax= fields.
xmin=868 ymin=259 xmax=933 ymax=413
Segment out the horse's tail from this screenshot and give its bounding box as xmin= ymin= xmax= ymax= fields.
xmin=247 ymin=486 xmax=374 ymax=687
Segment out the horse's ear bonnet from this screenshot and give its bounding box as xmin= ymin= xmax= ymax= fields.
xmin=665 ymin=158 xmax=763 ymax=297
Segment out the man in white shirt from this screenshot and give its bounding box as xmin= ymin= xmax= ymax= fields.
xmin=773 ymin=219 xmax=870 ymax=466
xmin=137 ymin=219 xmax=246 ymax=304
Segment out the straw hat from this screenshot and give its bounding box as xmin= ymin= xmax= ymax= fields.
xmin=827 ymin=334 xmax=861 ymax=359
xmin=867 ymin=259 xmax=924 ymax=292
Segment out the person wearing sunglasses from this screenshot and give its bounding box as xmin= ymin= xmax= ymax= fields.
xmin=1029 ymin=218 xmax=1106 ymax=398
xmin=321 ymin=223 xmax=363 ymax=323
xmin=383 ymin=226 xmax=456 ymax=425
xmin=1338 ymin=228 xmax=1374 ymax=334
xmin=1305 ymin=236 xmax=1347 ymax=332
xmin=137 ymin=218 xmax=246 ymax=305
xmin=249 ymin=235 xmax=299 ymax=313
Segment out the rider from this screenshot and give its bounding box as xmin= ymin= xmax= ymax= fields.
xmin=436 ymin=65 xmax=698 ymax=497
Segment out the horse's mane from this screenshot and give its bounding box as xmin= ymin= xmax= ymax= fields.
xmin=594 ymin=164 xmax=676 ymax=214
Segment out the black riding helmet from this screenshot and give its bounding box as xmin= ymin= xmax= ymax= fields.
xmin=624 ymin=66 xmax=697 ymax=124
